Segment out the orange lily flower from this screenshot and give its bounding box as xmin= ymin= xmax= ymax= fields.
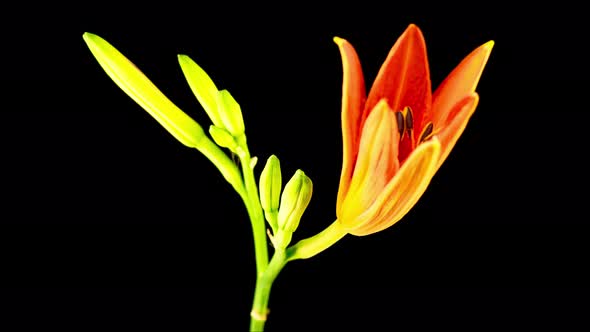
xmin=335 ymin=24 xmax=493 ymax=236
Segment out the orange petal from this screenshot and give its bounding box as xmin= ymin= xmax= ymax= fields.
xmin=431 ymin=41 xmax=493 ymax=128
xmin=364 ymin=24 xmax=432 ymax=135
xmin=435 ymin=93 xmax=479 ymax=170
xmin=339 ymin=100 xmax=399 ymax=229
xmin=349 ymin=138 xmax=441 ymax=236
xmin=334 ymin=37 xmax=367 ymax=216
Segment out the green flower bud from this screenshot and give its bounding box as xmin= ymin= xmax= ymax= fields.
xmin=259 ymin=155 xmax=282 ymax=232
xmin=177 ymin=55 xmax=222 ymax=128
xmin=216 ymin=89 xmax=245 ymax=138
xmin=83 ymin=33 xmax=206 ymax=149
xmin=277 ymin=170 xmax=313 ymax=234
xmin=209 ymin=125 xmax=238 ymax=152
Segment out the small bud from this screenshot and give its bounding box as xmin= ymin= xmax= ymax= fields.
xmin=249 ymin=156 xmax=258 ymax=169
xmin=277 ymin=170 xmax=313 ymax=234
xmin=209 ymin=125 xmax=238 ymax=151
xmin=259 ymin=155 xmax=282 ymax=231
xmin=216 ymin=89 xmax=245 ymax=138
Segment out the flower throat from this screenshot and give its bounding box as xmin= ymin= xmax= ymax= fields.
xmin=394 ymin=106 xmax=435 ymax=163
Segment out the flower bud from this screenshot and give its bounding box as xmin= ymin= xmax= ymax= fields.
xmin=83 ymin=33 xmax=206 ymax=149
xmin=259 ymin=155 xmax=281 ymax=231
xmin=177 ymin=54 xmax=222 ymax=128
xmin=216 ymin=89 xmax=245 ymax=138
xmin=209 ymin=125 xmax=238 ymax=152
xmin=277 ymin=170 xmax=313 ymax=234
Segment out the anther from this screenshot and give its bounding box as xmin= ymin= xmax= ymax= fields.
xmin=419 ymin=122 xmax=434 ymax=143
xmin=404 ymin=106 xmax=413 ymax=132
xmin=395 ymin=111 xmax=405 ymax=138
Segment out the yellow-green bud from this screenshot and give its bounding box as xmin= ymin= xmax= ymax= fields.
xmin=209 ymin=125 xmax=238 ymax=151
xmin=177 ymin=55 xmax=222 ymax=128
xmin=216 ymin=89 xmax=245 ymax=138
xmin=277 ymin=170 xmax=313 ymax=234
xmin=259 ymin=155 xmax=281 ymax=232
xmin=83 ymin=34 xmax=207 ymax=149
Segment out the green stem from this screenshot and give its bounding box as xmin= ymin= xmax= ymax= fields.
xmin=237 ymin=146 xmax=269 ymax=275
xmin=249 ymin=249 xmax=287 ymax=331
xmin=248 ymin=221 xmax=346 ymax=330
xmin=195 ymin=137 xmax=246 ymax=197
xmin=285 ymin=220 xmax=347 ymax=261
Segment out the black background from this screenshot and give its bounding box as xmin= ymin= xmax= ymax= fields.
xmin=2 ymin=2 xmax=589 ymax=331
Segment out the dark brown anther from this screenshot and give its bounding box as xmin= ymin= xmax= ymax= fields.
xmin=395 ymin=111 xmax=405 ymax=138
xmin=419 ymin=122 xmax=434 ymax=143
xmin=404 ymin=106 xmax=414 ymax=131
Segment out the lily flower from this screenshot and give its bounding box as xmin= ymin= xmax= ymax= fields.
xmin=335 ymin=24 xmax=493 ymax=236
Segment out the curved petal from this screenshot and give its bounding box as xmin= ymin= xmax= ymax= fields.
xmin=364 ymin=24 xmax=432 ymax=135
xmin=339 ymin=100 xmax=399 ymax=229
xmin=431 ymin=41 xmax=493 ymax=128
xmin=334 ymin=37 xmax=367 ymax=216
xmin=349 ymin=138 xmax=441 ymax=236
xmin=435 ymin=93 xmax=479 ymax=170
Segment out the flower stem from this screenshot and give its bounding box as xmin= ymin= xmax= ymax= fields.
xmin=286 ymin=220 xmax=347 ymax=261
xmin=249 ymin=249 xmax=287 ymax=331
xmin=195 ymin=137 xmax=246 ymax=197
xmin=237 ymin=146 xmax=269 ymax=275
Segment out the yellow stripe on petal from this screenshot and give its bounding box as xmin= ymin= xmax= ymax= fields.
xmin=334 ymin=37 xmax=367 ymax=217
xmin=436 ymin=93 xmax=479 ymax=171
xmin=339 ymin=100 xmax=399 ymax=230
xmin=83 ymin=33 xmax=205 ymax=148
xmin=350 ymin=138 xmax=440 ymax=236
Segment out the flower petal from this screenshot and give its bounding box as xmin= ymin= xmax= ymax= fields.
xmin=364 ymin=24 xmax=432 ymax=135
xmin=349 ymin=138 xmax=441 ymax=236
xmin=431 ymin=41 xmax=493 ymax=128
xmin=339 ymin=100 xmax=399 ymax=229
xmin=334 ymin=37 xmax=367 ymax=216
xmin=435 ymin=93 xmax=479 ymax=170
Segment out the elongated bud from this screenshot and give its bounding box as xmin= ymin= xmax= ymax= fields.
xmin=277 ymin=170 xmax=313 ymax=234
xmin=216 ymin=89 xmax=245 ymax=137
xmin=177 ymin=54 xmax=223 ymax=128
xmin=84 ymin=33 xmax=245 ymax=196
xmin=259 ymin=155 xmax=281 ymax=231
xmin=209 ymin=125 xmax=238 ymax=151
xmin=83 ymin=33 xmax=206 ymax=148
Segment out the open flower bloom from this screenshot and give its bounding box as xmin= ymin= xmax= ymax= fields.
xmin=336 ymin=24 xmax=493 ymax=236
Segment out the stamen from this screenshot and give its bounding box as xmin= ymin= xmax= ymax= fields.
xmin=419 ymin=122 xmax=434 ymax=143
xmin=401 ymin=106 xmax=415 ymax=149
xmin=395 ymin=111 xmax=405 ymax=139
xmin=404 ymin=106 xmax=413 ymax=132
